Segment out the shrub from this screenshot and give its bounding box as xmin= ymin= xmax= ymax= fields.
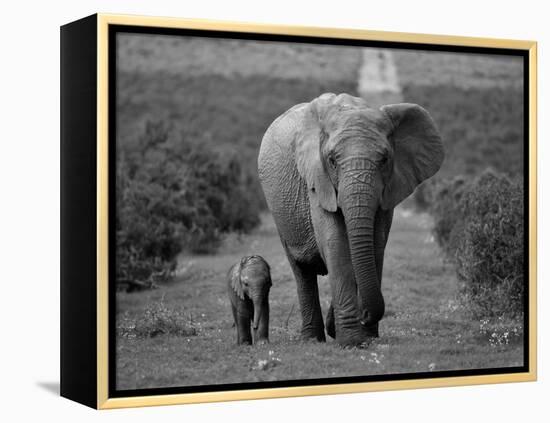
xmin=116 ymin=121 xmax=261 ymax=286
xmin=454 ymin=170 xmax=524 ymax=318
xmin=429 ymin=176 xmax=469 ymax=255
xmin=431 ymin=170 xmax=524 ymax=318
xmin=117 ymin=301 xmax=197 ymax=338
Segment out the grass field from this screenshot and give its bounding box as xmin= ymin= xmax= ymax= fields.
xmin=393 ymin=50 xmax=523 ymax=89
xmin=116 ymin=209 xmax=523 ymax=390
xmin=117 ymin=34 xmax=362 ymax=81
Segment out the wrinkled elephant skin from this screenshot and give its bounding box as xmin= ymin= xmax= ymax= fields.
xmin=258 ymin=93 xmax=443 ymax=347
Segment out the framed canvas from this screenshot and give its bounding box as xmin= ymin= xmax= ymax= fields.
xmin=60 ymin=13 xmax=537 ymax=409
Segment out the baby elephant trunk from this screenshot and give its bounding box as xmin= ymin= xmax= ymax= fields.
xmin=252 ymin=295 xmax=270 ymax=343
xmin=252 ymin=295 xmax=267 ymax=329
xmin=253 ymin=308 xmax=261 ymax=330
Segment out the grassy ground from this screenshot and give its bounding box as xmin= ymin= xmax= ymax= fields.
xmin=117 ymin=34 xmax=362 ymax=81
xmin=116 ymin=209 xmax=523 ymax=390
xmin=393 ymin=50 xmax=523 ymax=89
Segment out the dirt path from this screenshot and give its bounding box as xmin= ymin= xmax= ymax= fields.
xmin=357 ymin=48 xmax=402 ymax=106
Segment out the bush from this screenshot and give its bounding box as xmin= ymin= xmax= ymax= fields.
xmin=455 ymin=171 xmax=524 ymax=318
xmin=117 ymin=301 xmax=197 ymax=338
xmin=429 ymin=176 xmax=469 ymax=255
xmin=116 ymin=121 xmax=261 ymax=286
xmin=431 ymin=170 xmax=524 ymax=318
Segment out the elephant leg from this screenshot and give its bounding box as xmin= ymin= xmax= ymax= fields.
xmin=253 ymin=299 xmax=270 ymax=345
xmin=237 ymin=312 xmax=252 ymax=345
xmin=325 ymin=303 xmax=335 ymax=339
xmin=321 ymin=224 xmax=367 ymax=346
xmin=365 ymin=208 xmax=394 ymax=337
xmin=231 ymin=305 xmax=239 ymax=342
xmin=235 ymin=299 xmax=253 ymax=345
xmin=310 ymin=208 xmax=366 ymax=346
xmin=232 ymin=305 xmax=245 ymax=345
xmin=287 ymin=255 xmax=326 ymax=342
xmin=326 ymin=253 xmax=365 ymax=346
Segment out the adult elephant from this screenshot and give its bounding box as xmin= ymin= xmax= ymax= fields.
xmin=258 ymin=93 xmax=444 ymax=347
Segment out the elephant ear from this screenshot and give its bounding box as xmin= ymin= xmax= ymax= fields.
xmin=230 ymin=261 xmax=245 ymax=300
xmin=295 ymin=101 xmax=337 ymax=212
xmin=380 ymin=103 xmax=444 ymax=209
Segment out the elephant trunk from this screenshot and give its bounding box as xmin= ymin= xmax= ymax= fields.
xmin=252 ymin=293 xmax=270 ymax=343
xmin=252 ymin=304 xmax=262 ymax=330
xmin=340 ymin=158 xmax=385 ymax=328
xmin=251 ymin=292 xmax=266 ymax=330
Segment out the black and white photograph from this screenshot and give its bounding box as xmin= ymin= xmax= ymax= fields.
xmin=113 ymin=28 xmax=527 ymax=393
xmin=4 ymin=0 xmax=550 ymax=418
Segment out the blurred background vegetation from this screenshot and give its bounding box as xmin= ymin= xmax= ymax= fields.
xmin=116 ymin=34 xmax=525 ymax=319
xmin=395 ymin=51 xmax=525 ymax=318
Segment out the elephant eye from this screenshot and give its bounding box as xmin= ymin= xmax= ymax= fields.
xmin=328 ymin=156 xmax=336 ymax=168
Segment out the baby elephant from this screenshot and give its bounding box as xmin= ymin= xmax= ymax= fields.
xmin=227 ymin=255 xmax=272 ymax=345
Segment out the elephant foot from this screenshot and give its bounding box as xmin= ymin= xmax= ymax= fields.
xmin=362 ymin=322 xmax=379 ymax=338
xmin=356 ymin=337 xmax=376 ymax=349
xmin=338 ymin=334 xmax=377 ymax=349
xmin=238 ymin=333 xmax=253 ymax=345
xmin=334 ymin=326 xmax=367 ymax=347
xmin=335 ymin=320 xmax=378 ymax=347
xmin=300 ymin=327 xmax=326 ymax=342
xmin=336 ymin=336 xmax=366 ymax=347
xmin=255 ymin=338 xmax=269 ymax=346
